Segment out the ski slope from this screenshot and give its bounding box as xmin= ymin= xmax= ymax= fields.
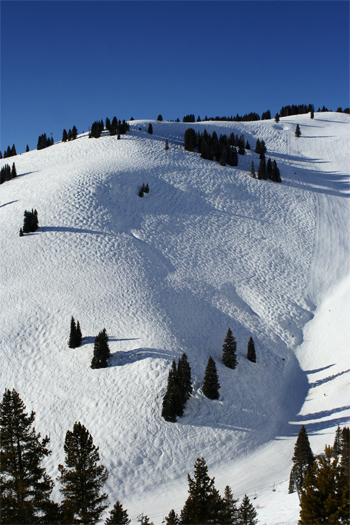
xmin=1 ymin=112 xmax=349 ymax=523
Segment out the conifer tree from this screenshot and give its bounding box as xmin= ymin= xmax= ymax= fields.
xmin=0 ymin=389 xmax=56 ymax=524
xmin=62 ymin=129 xmax=68 ymax=142
xmin=162 ymin=360 xmax=180 ymax=422
xmin=247 ymin=337 xmax=256 ymax=363
xmin=250 ymin=161 xmax=255 ymax=178
xmin=237 ymin=494 xmax=258 ymax=525
xmin=105 ymin=500 xmax=130 ymax=524
xmin=91 ymin=329 xmax=110 ymax=369
xmin=222 ymin=328 xmax=237 ymax=369
xmin=257 ymin=158 xmax=266 ymax=180
xmin=333 ymin=425 xmax=342 ymax=455
xmin=72 ymin=125 xmax=78 ymax=139
xmin=137 ymin=514 xmax=154 ymax=525
xmin=178 ymin=353 xmax=192 ymax=405
xmin=266 ymin=158 xmax=272 ymax=180
xmin=271 ymin=159 xmax=281 ymax=183
xmin=220 ymin=485 xmax=238 ymax=524
xmin=202 ymin=356 xmax=220 ymax=400
xmin=165 ymin=139 xmax=169 ymax=150
xmin=164 ymin=509 xmax=180 ymax=524
xmin=11 ymin=163 xmax=17 ymax=178
xmin=299 ymin=444 xmax=349 ymax=524
xmin=289 ymin=425 xmax=314 ymax=494
xmin=180 ymin=457 xmax=223 ymax=523
xmin=295 ymin=124 xmax=301 ymax=137
xmin=275 ymin=113 xmax=280 ymax=123
xmin=23 ymin=209 xmax=39 ymax=233
xmin=148 ymin=123 xmax=153 ymax=134
xmin=76 ymin=321 xmax=82 ymax=347
xmin=68 ymin=316 xmax=78 ymax=348
xmin=58 ymin=421 xmax=108 ymax=523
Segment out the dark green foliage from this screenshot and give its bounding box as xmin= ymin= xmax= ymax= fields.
xmin=261 ymin=110 xmax=271 ymax=120
xmin=180 ymin=457 xmax=223 ymax=524
xmin=162 ymin=354 xmax=192 ymax=422
xmin=237 ymin=494 xmax=258 ymax=525
xmin=89 ymin=120 xmax=104 ymax=138
xmin=184 ymin=128 xmax=196 ymax=151
xmin=0 ymin=389 xmax=55 ymax=524
xmin=221 ymin=485 xmax=238 ymax=524
xmin=250 ymin=161 xmax=255 ymax=178
xmin=164 ymin=509 xmax=180 ymax=524
xmin=37 ymin=133 xmax=54 ymax=150
xmin=165 ymin=139 xmax=169 ymax=150
xmin=247 ymin=337 xmax=256 ymax=363
xmin=266 ymin=158 xmax=272 ymax=180
xmin=157 ymin=114 xmax=163 ymax=121
xmin=245 ymin=140 xmax=250 ymax=150
xmin=22 ymin=209 xmax=39 ymax=234
xmin=183 ymin=114 xmax=195 ymax=123
xmin=219 ymin=148 xmax=226 ymax=166
xmin=1 ymin=162 xmax=17 ymax=184
xmin=72 ymin=125 xmax=78 ymax=139
xmin=139 ymin=183 xmax=149 ymax=197
xmin=289 ymin=425 xmax=314 ymax=494
xmin=202 ymin=356 xmax=220 ymax=400
xmin=310 ymin=109 xmax=314 ymax=119
xmin=19 ymin=228 xmax=24 ymax=237
xmin=105 ymin=500 xmax=130 ymax=524
xmin=340 ymin=426 xmax=349 ymax=478
xmin=3 ymin=144 xmax=17 ymax=158
xmin=68 ymin=317 xmax=82 ymax=348
xmin=271 ymin=160 xmax=281 ymax=183
xmin=257 ymin=158 xmax=266 ymax=180
xmin=26 ymin=145 xmax=29 ymax=152
xmin=275 ymin=113 xmax=280 ymax=123
xmin=299 ymin=444 xmax=349 ymax=524
xmin=279 ymin=103 xmax=314 ymax=118
xmin=222 ymin=328 xmax=237 ymax=369
xmin=62 ymin=129 xmax=68 ymax=142
xmin=148 ymin=123 xmax=153 ymax=134
xmin=333 ymin=425 xmax=342 ymax=456
xmin=137 ymin=514 xmax=154 ymax=525
xmin=91 ymin=329 xmax=110 ymax=369
xmin=58 ymin=421 xmax=108 ymax=523
xmin=295 ymin=124 xmax=301 ymax=137
xmin=184 ymin=129 xmax=239 ymax=168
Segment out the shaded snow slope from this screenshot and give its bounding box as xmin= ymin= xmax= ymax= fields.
xmin=1 ymin=112 xmax=349 ymax=523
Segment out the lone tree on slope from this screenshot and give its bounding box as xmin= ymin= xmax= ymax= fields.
xmin=91 ymin=328 xmax=110 ymax=369
xmin=58 ymin=421 xmax=108 ymax=524
xmin=202 ymin=356 xmax=220 ymax=400
xmin=222 ymin=328 xmax=237 ymax=369
xmin=247 ymin=336 xmax=256 ymax=363
xmin=295 ymin=124 xmax=301 ymax=137
xmin=0 ymin=389 xmax=58 ymax=524
xmin=289 ymin=425 xmax=314 ymax=494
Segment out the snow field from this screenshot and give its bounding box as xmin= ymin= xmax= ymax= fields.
xmin=0 ymin=112 xmax=349 ymax=523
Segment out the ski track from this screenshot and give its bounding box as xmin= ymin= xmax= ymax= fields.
xmin=0 ymin=113 xmax=349 ymax=523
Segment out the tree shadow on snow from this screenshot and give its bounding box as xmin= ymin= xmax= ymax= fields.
xmin=109 ymin=347 xmax=174 ymax=367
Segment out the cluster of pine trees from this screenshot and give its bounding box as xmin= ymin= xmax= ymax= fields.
xmin=19 ymin=209 xmax=39 ymax=236
xmin=68 ymin=316 xmax=82 ymax=348
xmin=0 ymin=389 xmax=259 ymax=525
xmin=37 ymin=133 xmax=54 ymax=150
xmin=0 ymin=144 xmax=17 ymax=159
xmin=62 ymin=126 xmax=78 ymax=142
xmin=279 ymin=104 xmax=314 ymax=118
xmin=0 ymin=162 xmax=16 ymax=184
xmin=288 ymin=424 xmax=349 ymax=523
xmin=250 ymin=139 xmax=281 ymax=182
xmin=184 ymin=128 xmax=244 ymax=165
xmin=139 ymin=183 xmax=150 ymax=197
xmin=89 ymin=118 xmax=130 ymax=138
xmin=161 ymin=354 xmax=192 ymax=422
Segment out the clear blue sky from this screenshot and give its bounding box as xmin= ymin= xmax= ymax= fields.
xmin=1 ymin=1 xmax=349 ymax=154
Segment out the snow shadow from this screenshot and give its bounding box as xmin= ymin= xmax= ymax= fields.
xmin=309 ymin=368 xmax=350 ymax=388
xmin=0 ymin=200 xmax=18 ymax=208
xmin=109 ymin=347 xmax=174 ymax=367
xmin=287 ymin=405 xmax=350 ymax=436
xmin=40 ymin=226 xmax=108 ymax=236
xmin=80 ymin=336 xmax=139 ymax=347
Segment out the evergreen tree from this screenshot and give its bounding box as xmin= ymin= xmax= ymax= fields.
xmin=62 ymin=129 xmax=68 ymax=142
xmin=19 ymin=228 xmax=24 ymax=237
xmin=162 ymin=360 xmax=179 ymax=422
xmin=202 ymin=356 xmax=220 ymax=400
xmin=250 ymin=161 xmax=255 ymax=178
xmin=222 ymin=328 xmax=237 ymax=369
xmin=266 ymin=158 xmax=273 ymax=180
xmin=23 ymin=209 xmax=39 ymax=234
xmin=11 ymin=163 xmax=17 ymax=178
xmin=247 ymin=337 xmax=256 ymax=363
xmin=310 ymin=109 xmax=314 ymax=119
xmin=91 ymin=329 xmax=110 ymax=369
xmin=245 ymin=140 xmax=251 ymax=150
xmin=148 ymin=123 xmax=153 ymax=134
xmin=340 ymin=426 xmax=349 ymax=479
xmin=72 ymin=125 xmax=78 ymax=139
xmin=275 ymin=113 xmax=280 ymax=123
xmin=26 ymin=145 xmax=30 ymax=152
xmin=178 ymin=353 xmax=192 ymax=405
xmin=237 ymin=495 xmax=258 ymax=525
xmin=255 ymin=138 xmax=261 ymax=154
xmin=180 ymin=457 xmax=223 ymax=524
xmin=289 ymin=425 xmax=314 ymax=494
xmin=257 ymin=158 xmax=266 ymax=180
xmin=299 ymin=445 xmax=349 ymax=524
xmin=68 ymin=316 xmax=78 ymax=348
xmin=105 ymin=500 xmax=130 ymax=524
xmin=220 ymin=485 xmax=238 ymax=524
xmin=271 ymin=159 xmax=281 ymax=183
xmin=333 ymin=425 xmax=342 ymax=456
xmin=164 ymin=509 xmax=180 ymax=524
xmin=137 ymin=514 xmax=154 ymax=525
xmin=157 ymin=114 xmax=163 ymax=121
xmin=165 ymin=139 xmax=169 ymax=150
xmin=58 ymin=421 xmax=108 ymax=524
xmin=295 ymin=124 xmax=301 ymax=137
xmin=76 ymin=321 xmax=82 ymax=347
xmin=0 ymin=389 xmax=56 ymax=524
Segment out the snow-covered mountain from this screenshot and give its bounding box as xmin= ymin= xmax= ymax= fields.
xmin=1 ymin=112 xmax=349 ymax=523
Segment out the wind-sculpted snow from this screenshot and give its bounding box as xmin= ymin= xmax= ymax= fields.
xmin=0 ymin=113 xmax=349 ymax=523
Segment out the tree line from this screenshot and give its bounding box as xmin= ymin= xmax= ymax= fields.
xmin=0 ymin=162 xmax=16 ymax=185
xmin=0 ymin=388 xmax=259 ymax=524
xmin=89 ymin=117 xmax=130 ymax=139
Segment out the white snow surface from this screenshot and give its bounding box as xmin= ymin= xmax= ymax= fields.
xmin=1 ymin=112 xmax=349 ymax=523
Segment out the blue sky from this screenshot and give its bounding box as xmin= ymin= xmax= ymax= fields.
xmin=1 ymin=1 xmax=349 ymax=154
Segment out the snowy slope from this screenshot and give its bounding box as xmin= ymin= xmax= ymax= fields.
xmin=0 ymin=112 xmax=349 ymax=523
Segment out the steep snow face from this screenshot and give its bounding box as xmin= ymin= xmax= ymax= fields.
xmin=0 ymin=112 xmax=349 ymax=523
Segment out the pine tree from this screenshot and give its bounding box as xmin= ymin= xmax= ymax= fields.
xmin=202 ymin=356 xmax=220 ymax=400
xmin=23 ymin=209 xmax=39 ymax=233
xmin=247 ymin=337 xmax=256 ymax=363
xmin=165 ymin=139 xmax=169 ymax=150
xmin=180 ymin=457 xmax=223 ymax=524
xmin=68 ymin=316 xmax=78 ymax=348
xmin=299 ymin=445 xmax=349 ymax=524
xmin=257 ymin=158 xmax=266 ymax=180
xmin=62 ymin=129 xmax=68 ymax=142
xmin=333 ymin=425 xmax=342 ymax=455
xmin=220 ymin=485 xmax=238 ymax=524
xmin=295 ymin=124 xmax=301 ymax=137
xmin=26 ymin=145 xmax=30 ymax=152
xmin=148 ymin=123 xmax=153 ymax=134
xmin=58 ymin=421 xmax=108 ymax=524
xmin=72 ymin=125 xmax=78 ymax=139
xmin=105 ymin=500 xmax=130 ymax=524
xmin=275 ymin=113 xmax=280 ymax=123
xmin=0 ymin=389 xmax=56 ymax=524
xmin=222 ymin=328 xmax=237 ymax=369
xmin=237 ymin=495 xmax=258 ymax=525
xmin=137 ymin=514 xmax=154 ymax=525
xmin=11 ymin=163 xmax=17 ymax=178
xmin=289 ymin=425 xmax=314 ymax=494
xmin=164 ymin=509 xmax=180 ymax=524
xmin=271 ymin=160 xmax=281 ymax=183
xmin=91 ymin=329 xmax=110 ymax=369
xmin=76 ymin=321 xmax=82 ymax=347
xmin=178 ymin=353 xmax=192 ymax=405
xmin=250 ymin=161 xmax=255 ymax=178
xmin=266 ymin=158 xmax=272 ymax=180
xmin=162 ymin=360 xmax=180 ymax=422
